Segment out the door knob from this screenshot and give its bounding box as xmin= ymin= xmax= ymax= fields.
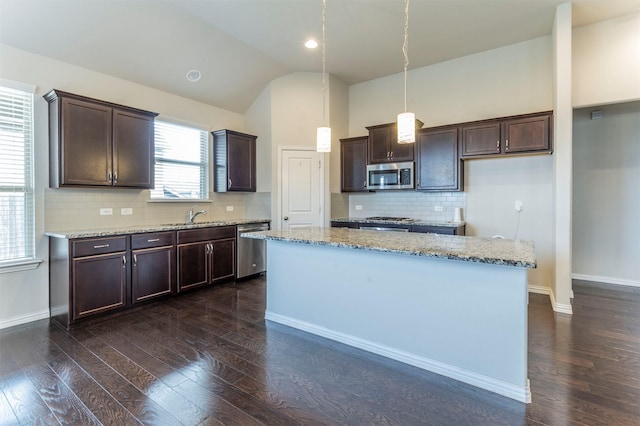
xmin=283 ymin=216 xmax=289 ymax=221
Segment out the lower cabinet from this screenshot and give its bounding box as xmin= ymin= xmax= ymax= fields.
xmin=176 ymin=226 xmax=236 ymax=292
xmin=131 ymin=232 xmax=175 ymax=304
xmin=411 ymin=224 xmax=465 ymax=236
xmin=72 ymin=250 xmax=128 ymax=320
xmin=49 ymin=226 xmax=237 ymax=328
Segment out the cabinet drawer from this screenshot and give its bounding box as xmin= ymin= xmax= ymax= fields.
xmin=131 ymin=231 xmax=175 ymax=249
xmin=73 ymin=236 xmax=127 ymax=257
xmin=177 ymin=226 xmax=236 ymax=244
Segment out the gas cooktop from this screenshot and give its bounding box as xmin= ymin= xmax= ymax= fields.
xmin=365 ymin=216 xmax=416 ymax=222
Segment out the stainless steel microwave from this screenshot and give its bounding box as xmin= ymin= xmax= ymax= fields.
xmin=366 ymin=162 xmax=414 ymax=190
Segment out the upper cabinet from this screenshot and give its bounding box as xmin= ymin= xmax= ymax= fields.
xmin=461 ymin=111 xmax=553 ymax=159
xmin=340 ymin=136 xmax=369 ymax=192
xmin=366 ymin=120 xmax=423 ymax=164
xmin=212 ymin=129 xmax=257 ymax=192
xmin=45 ymin=90 xmax=157 ymax=189
xmin=415 ymin=127 xmax=463 ymax=192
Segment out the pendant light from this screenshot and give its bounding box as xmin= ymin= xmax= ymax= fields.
xmin=397 ymin=0 xmax=415 ymax=144
xmin=316 ymin=0 xmax=331 ymax=152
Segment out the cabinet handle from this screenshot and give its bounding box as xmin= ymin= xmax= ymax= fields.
xmin=93 ymin=244 xmax=110 ymax=249
xmin=496 ymin=140 xmax=500 ymax=152
xmin=387 ymin=151 xmax=390 ymax=159
xmin=505 ymin=139 xmax=509 ymax=150
xmin=108 ymin=171 xmax=112 ymax=182
xmin=113 ymin=172 xmax=118 ymax=184
xmin=209 ymin=243 xmax=214 ymax=253
xmin=147 ymin=238 xmax=160 ymax=242
xmin=133 ymin=254 xmax=137 ymax=266
xmin=122 ymin=255 xmax=126 ymax=268
xmin=228 ymin=178 xmax=232 ymax=188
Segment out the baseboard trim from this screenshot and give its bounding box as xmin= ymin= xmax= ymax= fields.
xmin=527 ymin=284 xmax=572 ymax=314
xmin=572 ymin=273 xmax=640 ymax=288
xmin=528 ymin=285 xmax=550 ymax=295
xmin=0 ymin=309 xmax=49 ymax=330
xmin=266 ymin=311 xmax=531 ymax=403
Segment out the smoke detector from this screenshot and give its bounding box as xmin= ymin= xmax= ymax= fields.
xmin=186 ymin=69 xmax=202 ymax=82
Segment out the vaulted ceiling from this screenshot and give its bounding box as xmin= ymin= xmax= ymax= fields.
xmin=1 ymin=0 xmax=639 ymax=113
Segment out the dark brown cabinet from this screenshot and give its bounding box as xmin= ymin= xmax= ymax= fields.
xmin=411 ymin=224 xmax=465 ymax=236
xmin=340 ymin=136 xmax=368 ymax=192
xmin=415 ymin=127 xmax=463 ymax=191
xmin=176 ymin=226 xmax=236 ymax=292
xmin=213 ymin=129 xmax=257 ymax=192
xmin=461 ymin=111 xmax=552 ymax=158
xmin=44 ymin=90 xmax=157 ymax=188
xmin=131 ymin=232 xmax=175 ymax=304
xmin=49 ymin=236 xmax=130 ymax=327
xmin=366 ymin=120 xmax=423 ymax=164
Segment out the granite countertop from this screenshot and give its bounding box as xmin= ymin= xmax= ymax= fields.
xmin=243 ymin=227 xmax=536 ymax=268
xmin=331 ymin=218 xmax=465 ymax=227
xmin=45 ymin=218 xmax=271 ymax=239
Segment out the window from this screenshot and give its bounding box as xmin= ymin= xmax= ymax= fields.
xmin=151 ymin=120 xmax=209 ymax=200
xmin=0 ymin=81 xmax=35 ymax=265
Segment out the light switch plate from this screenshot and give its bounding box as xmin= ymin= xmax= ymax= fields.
xmin=434 ymin=206 xmax=443 ymax=212
xmin=355 ymin=205 xmax=363 ymax=211
xmin=226 ymin=206 xmax=234 ymax=212
xmin=515 ymin=200 xmax=523 ymax=212
xmin=121 ymin=208 xmax=133 ymax=215
xmin=99 ymin=208 xmax=113 ymax=216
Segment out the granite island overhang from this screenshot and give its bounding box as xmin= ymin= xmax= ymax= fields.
xmin=242 ymin=227 xmax=536 ymax=403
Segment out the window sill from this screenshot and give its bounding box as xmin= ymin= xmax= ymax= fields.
xmin=0 ymin=259 xmax=43 ymax=274
xmin=147 ymin=199 xmax=212 ymax=204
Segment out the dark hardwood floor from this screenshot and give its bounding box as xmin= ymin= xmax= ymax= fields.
xmin=1 ymin=277 xmax=639 ymax=425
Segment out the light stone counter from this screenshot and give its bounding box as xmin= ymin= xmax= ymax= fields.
xmin=243 ymin=227 xmax=536 ymax=268
xmin=331 ymin=217 xmax=465 ymax=228
xmin=45 ymin=218 xmax=270 ymax=239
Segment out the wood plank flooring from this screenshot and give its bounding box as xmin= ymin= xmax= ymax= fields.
xmin=1 ymin=277 xmax=638 ymax=425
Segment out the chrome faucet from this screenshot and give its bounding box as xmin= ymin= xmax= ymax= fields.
xmin=188 ymin=205 xmax=207 ymax=223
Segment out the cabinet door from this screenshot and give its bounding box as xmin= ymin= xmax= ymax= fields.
xmin=340 ymin=137 xmax=368 ymax=192
xmin=113 ymin=109 xmax=155 ymax=188
xmin=461 ymin=122 xmax=501 ymax=158
xmin=177 ymin=241 xmax=209 ymax=292
xmin=502 ymin=114 xmax=551 ymax=154
xmin=211 ymin=238 xmax=235 ymax=283
xmin=368 ymin=126 xmax=392 ymax=164
xmin=416 ymin=128 xmax=462 ymax=191
xmin=390 ymin=129 xmax=415 ymax=162
xmin=72 ymin=252 xmax=127 ymax=320
xmin=132 ymin=246 xmax=175 ymax=303
xmin=61 ymin=97 xmax=113 ymax=186
xmin=227 ymin=133 xmax=256 ymax=191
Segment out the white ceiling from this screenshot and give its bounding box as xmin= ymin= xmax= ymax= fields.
xmin=1 ymin=0 xmax=639 ymax=113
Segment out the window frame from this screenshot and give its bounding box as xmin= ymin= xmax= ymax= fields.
xmin=150 ymin=118 xmax=210 ymax=202
xmin=0 ymin=79 xmax=40 ymax=273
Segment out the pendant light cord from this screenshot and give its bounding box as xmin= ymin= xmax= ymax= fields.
xmin=403 ymin=0 xmax=409 ymax=113
xmin=322 ymin=0 xmax=327 ymax=127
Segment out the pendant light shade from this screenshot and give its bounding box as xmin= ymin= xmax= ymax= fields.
xmin=397 ymin=0 xmax=415 ymax=144
xmin=397 ymin=112 xmax=415 ymax=144
xmin=317 ymin=126 xmax=331 ymax=152
xmin=316 ymin=0 xmax=331 ymax=152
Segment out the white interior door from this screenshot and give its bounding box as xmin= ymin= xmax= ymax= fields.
xmin=281 ymin=149 xmax=324 ymax=230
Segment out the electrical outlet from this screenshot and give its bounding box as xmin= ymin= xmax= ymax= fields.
xmin=121 ymin=208 xmax=133 ymax=215
xmin=434 ymin=206 xmax=443 ymax=212
xmin=99 ymin=208 xmax=113 ymax=216
xmin=355 ymin=205 xmax=363 ymax=211
xmin=226 ymin=206 xmax=234 ymax=212
xmin=515 ymin=200 xmax=523 ymax=212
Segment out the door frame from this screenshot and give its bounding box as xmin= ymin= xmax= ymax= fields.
xmin=276 ymin=146 xmax=328 ymax=230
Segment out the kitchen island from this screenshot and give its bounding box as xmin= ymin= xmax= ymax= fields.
xmin=243 ymin=227 xmax=536 ymax=403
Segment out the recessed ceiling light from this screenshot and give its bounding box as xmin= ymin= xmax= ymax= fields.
xmin=186 ymin=69 xmax=202 ymax=82
xmin=305 ymin=40 xmax=318 ymax=49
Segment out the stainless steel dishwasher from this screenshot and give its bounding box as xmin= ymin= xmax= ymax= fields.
xmin=236 ymin=222 xmax=269 ymax=279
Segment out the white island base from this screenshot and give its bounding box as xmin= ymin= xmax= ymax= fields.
xmin=264 ymin=240 xmax=531 ymax=403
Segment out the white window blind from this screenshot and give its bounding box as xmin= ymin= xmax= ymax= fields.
xmin=151 ymin=120 xmax=209 ymax=200
xmin=0 ymin=82 xmax=35 ymax=263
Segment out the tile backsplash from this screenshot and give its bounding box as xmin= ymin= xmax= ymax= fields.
xmin=44 ymin=188 xmax=269 ymax=231
xmin=348 ymin=191 xmax=467 ymax=222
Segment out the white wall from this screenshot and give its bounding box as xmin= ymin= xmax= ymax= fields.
xmin=349 ymin=37 xmax=555 ymax=290
xmin=0 ymin=44 xmax=246 ymax=328
xmin=573 ymin=101 xmax=640 ymax=286
xmin=573 ymin=12 xmax=640 ymax=108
